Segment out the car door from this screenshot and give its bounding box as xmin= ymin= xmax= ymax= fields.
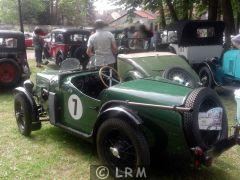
xmin=60 ymin=75 xmax=101 ymax=135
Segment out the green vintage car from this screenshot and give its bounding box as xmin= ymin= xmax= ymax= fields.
xmin=13 ymin=59 xmax=240 ymax=175
xmin=117 ymin=51 xmax=201 ymax=88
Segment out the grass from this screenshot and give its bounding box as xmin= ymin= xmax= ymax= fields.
xmin=0 ymin=60 xmax=240 ymax=179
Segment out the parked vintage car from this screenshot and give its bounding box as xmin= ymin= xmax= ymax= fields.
xmin=14 ymin=58 xmax=240 ymax=176
xmin=43 ymin=29 xmax=90 ymax=67
xmin=0 ymin=30 xmax=30 ymax=88
xmin=108 ymin=31 xmax=201 ymax=88
xmin=165 ymin=20 xmax=225 ymax=69
xmin=199 ymin=49 xmax=240 ymax=88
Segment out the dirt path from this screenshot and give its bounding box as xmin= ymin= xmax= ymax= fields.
xmin=27 ymin=49 xmax=35 ymax=60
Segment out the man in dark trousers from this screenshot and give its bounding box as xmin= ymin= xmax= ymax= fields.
xmin=33 ymin=27 xmax=44 ymax=67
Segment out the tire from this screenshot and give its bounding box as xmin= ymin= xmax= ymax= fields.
xmin=163 ymin=66 xmax=197 ymax=88
xmin=199 ymin=66 xmax=215 ymax=88
xmin=14 ymin=93 xmax=33 ymax=136
xmin=55 ymin=53 xmax=64 ymax=66
xmin=183 ymin=88 xmax=228 ymax=150
xmin=96 ymin=118 xmax=150 ymax=176
xmin=0 ymin=59 xmax=21 ymax=88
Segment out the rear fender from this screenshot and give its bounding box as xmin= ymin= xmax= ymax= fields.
xmin=93 ymin=106 xmax=143 ymax=141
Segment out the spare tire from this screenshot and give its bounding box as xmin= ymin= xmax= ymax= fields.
xmin=0 ymin=58 xmax=21 ymax=88
xmin=183 ymin=87 xmax=228 ymax=150
xmin=163 ymin=66 xmax=197 ymax=88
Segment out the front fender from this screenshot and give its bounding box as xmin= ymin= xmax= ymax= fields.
xmin=14 ymin=87 xmax=39 ymax=123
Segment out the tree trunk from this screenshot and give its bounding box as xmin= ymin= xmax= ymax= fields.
xmin=217 ymin=0 xmax=221 ymax=20
xmin=236 ymin=11 xmax=240 ymax=34
xmin=159 ymin=0 xmax=166 ymax=28
xmin=222 ymin=0 xmax=235 ymax=48
xmin=182 ymin=0 xmax=189 ymax=20
xmin=208 ymin=0 xmax=218 ymax=20
xmin=189 ymin=2 xmax=193 ymax=19
xmin=165 ymin=0 xmax=178 ymax=22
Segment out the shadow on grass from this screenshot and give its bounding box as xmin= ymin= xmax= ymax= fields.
xmin=26 ymin=125 xmax=232 ymax=179
xmin=30 ymin=125 xmax=95 ymax=156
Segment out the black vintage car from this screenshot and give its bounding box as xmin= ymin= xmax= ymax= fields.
xmin=0 ymin=30 xmax=30 ymax=88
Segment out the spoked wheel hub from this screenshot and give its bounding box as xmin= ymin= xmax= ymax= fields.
xmin=103 ymin=129 xmax=136 ymax=170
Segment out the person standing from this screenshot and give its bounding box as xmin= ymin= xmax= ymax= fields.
xmin=86 ymin=19 xmax=117 ymax=67
xmin=33 ymin=27 xmax=44 ymax=67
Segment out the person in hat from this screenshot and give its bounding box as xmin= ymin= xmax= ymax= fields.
xmin=86 ymin=19 xmax=117 ymax=67
xmin=33 ymin=26 xmax=44 ymax=67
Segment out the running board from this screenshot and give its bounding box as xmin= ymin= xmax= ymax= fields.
xmin=54 ymin=123 xmax=92 ymax=141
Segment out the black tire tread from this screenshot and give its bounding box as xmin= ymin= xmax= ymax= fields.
xmin=14 ymin=93 xmax=32 ymax=136
xmin=96 ymin=118 xmax=150 ymax=171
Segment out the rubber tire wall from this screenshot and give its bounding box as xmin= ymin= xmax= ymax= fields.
xmin=183 ymin=88 xmax=228 ymax=150
xmin=96 ymin=118 xmax=150 ymax=175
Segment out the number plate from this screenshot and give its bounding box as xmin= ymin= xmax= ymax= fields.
xmin=198 ymin=107 xmax=223 ymax=130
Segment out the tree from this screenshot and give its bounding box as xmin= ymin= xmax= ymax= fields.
xmin=222 ymin=0 xmax=235 ymax=47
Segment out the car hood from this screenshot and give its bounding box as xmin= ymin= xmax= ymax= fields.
xmin=102 ymin=78 xmax=193 ymax=106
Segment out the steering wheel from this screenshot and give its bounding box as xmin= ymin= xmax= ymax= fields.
xmin=99 ymin=66 xmax=121 ymax=87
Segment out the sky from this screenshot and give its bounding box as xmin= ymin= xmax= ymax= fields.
xmin=94 ymin=0 xmax=120 ymax=14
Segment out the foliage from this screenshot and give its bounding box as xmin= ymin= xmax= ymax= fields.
xmin=0 ymin=0 xmax=94 ymax=26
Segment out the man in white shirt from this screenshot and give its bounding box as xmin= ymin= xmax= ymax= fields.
xmin=86 ymin=19 xmax=117 ymax=67
xmin=231 ymin=34 xmax=240 ymax=49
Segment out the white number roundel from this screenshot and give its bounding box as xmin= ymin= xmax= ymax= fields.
xmin=68 ymin=94 xmax=83 ymax=120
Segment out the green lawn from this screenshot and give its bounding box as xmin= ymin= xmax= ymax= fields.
xmin=0 ymin=60 xmax=240 ymax=179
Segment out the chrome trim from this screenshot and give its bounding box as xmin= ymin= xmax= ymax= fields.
xmin=102 ymin=100 xmax=192 ymax=112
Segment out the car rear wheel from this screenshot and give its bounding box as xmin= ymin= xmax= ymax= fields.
xmin=199 ymin=66 xmax=214 ymax=88
xmin=163 ymin=66 xmax=197 ymax=88
xmin=14 ymin=93 xmax=32 ymax=136
xmin=0 ymin=59 xmax=21 ymax=88
xmin=96 ymin=118 xmax=150 ymax=176
xmin=183 ymin=88 xmax=228 ymax=150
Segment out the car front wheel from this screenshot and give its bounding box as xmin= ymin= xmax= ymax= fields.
xmin=199 ymin=66 xmax=214 ymax=88
xmin=96 ymin=118 xmax=150 ymax=176
xmin=14 ymin=93 xmax=32 ymax=136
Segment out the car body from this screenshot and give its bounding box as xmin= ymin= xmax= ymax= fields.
xmin=199 ymin=49 xmax=240 ymax=88
xmin=13 ymin=59 xmax=240 ymax=175
xmin=0 ymin=30 xmax=30 ymax=88
xmin=24 ymin=32 xmax=33 ymax=47
xmin=43 ymin=29 xmax=90 ymax=67
xmin=117 ymin=51 xmax=201 ymax=88
xmin=165 ymin=20 xmax=225 ymax=67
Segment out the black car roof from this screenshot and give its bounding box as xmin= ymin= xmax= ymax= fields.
xmin=0 ymin=30 xmax=24 ymax=37
xmin=51 ymin=28 xmax=90 ymax=34
xmin=165 ymin=20 xmax=225 ymax=46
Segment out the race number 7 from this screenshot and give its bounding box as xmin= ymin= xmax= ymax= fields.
xmin=68 ymin=94 xmax=83 ymax=120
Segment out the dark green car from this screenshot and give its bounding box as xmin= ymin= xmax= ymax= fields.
xmin=13 ymin=59 xmax=240 ymax=176
xmin=117 ymin=51 xmax=200 ymax=88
